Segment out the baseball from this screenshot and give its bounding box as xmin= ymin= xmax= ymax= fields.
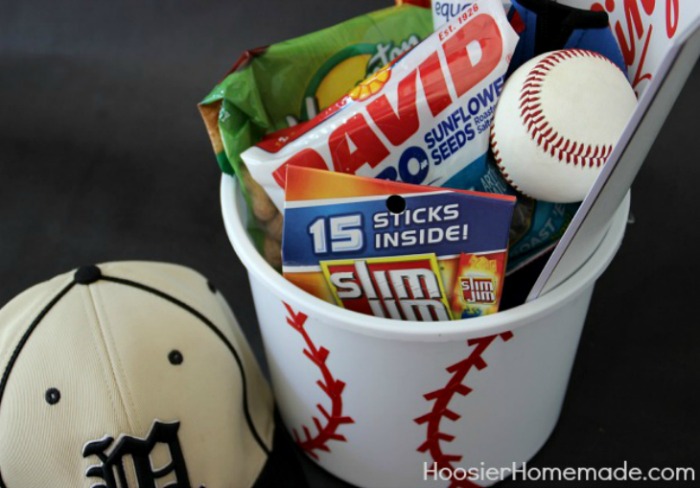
xmin=490 ymin=49 xmax=637 ymax=203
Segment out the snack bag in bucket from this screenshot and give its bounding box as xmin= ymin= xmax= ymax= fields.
xmin=199 ymin=5 xmax=433 ymax=267
xmin=241 ymin=0 xmax=519 ymax=214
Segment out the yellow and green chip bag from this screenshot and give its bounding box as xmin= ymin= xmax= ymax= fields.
xmin=199 ymin=5 xmax=432 ymax=266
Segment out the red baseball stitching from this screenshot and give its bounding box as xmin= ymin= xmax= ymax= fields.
xmin=283 ymin=302 xmax=354 ymax=459
xmin=519 ymin=48 xmax=619 ymax=168
xmin=415 ymin=331 xmax=514 ymax=487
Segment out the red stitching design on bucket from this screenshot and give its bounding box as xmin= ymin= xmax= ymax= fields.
xmin=518 ymin=49 xmax=617 ymax=168
xmin=283 ymin=302 xmax=354 ymax=459
xmin=415 ymin=331 xmax=514 ymax=487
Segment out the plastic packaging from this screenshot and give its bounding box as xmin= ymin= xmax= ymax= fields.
xmin=281 ymin=166 xmax=515 ymax=320
xmin=199 ymin=5 xmax=433 ymax=266
xmin=241 ymin=0 xmax=519 ymax=213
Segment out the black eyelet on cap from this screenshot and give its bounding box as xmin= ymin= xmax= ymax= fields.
xmin=74 ymin=265 xmax=102 ymax=285
xmin=168 ymin=350 xmax=184 ymax=365
xmin=207 ymin=280 xmax=217 ymax=293
xmin=45 ymin=388 xmax=61 ymax=405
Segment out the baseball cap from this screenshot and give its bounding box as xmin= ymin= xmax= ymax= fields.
xmin=0 ymin=261 xmax=274 ymax=487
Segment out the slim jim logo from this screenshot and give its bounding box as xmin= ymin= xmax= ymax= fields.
xmin=460 ymin=276 xmax=496 ymax=304
xmin=270 ymin=6 xmax=504 ymax=187
xmin=321 ymin=255 xmax=452 ymax=321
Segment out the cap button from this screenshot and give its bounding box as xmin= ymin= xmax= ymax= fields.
xmin=74 ymin=265 xmax=102 ymax=285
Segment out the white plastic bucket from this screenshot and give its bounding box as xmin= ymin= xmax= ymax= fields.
xmin=221 ymin=175 xmax=630 ymax=487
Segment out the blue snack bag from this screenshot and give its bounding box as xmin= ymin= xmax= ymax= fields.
xmin=506 ymin=0 xmax=627 ymax=75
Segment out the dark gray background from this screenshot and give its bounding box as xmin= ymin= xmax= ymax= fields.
xmin=1 ymin=1 xmax=698 ymax=486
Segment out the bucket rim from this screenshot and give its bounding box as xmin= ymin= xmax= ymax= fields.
xmin=221 ymin=174 xmax=629 ymax=340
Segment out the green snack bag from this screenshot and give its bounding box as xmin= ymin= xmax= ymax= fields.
xmin=199 ymin=5 xmax=433 ymax=267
